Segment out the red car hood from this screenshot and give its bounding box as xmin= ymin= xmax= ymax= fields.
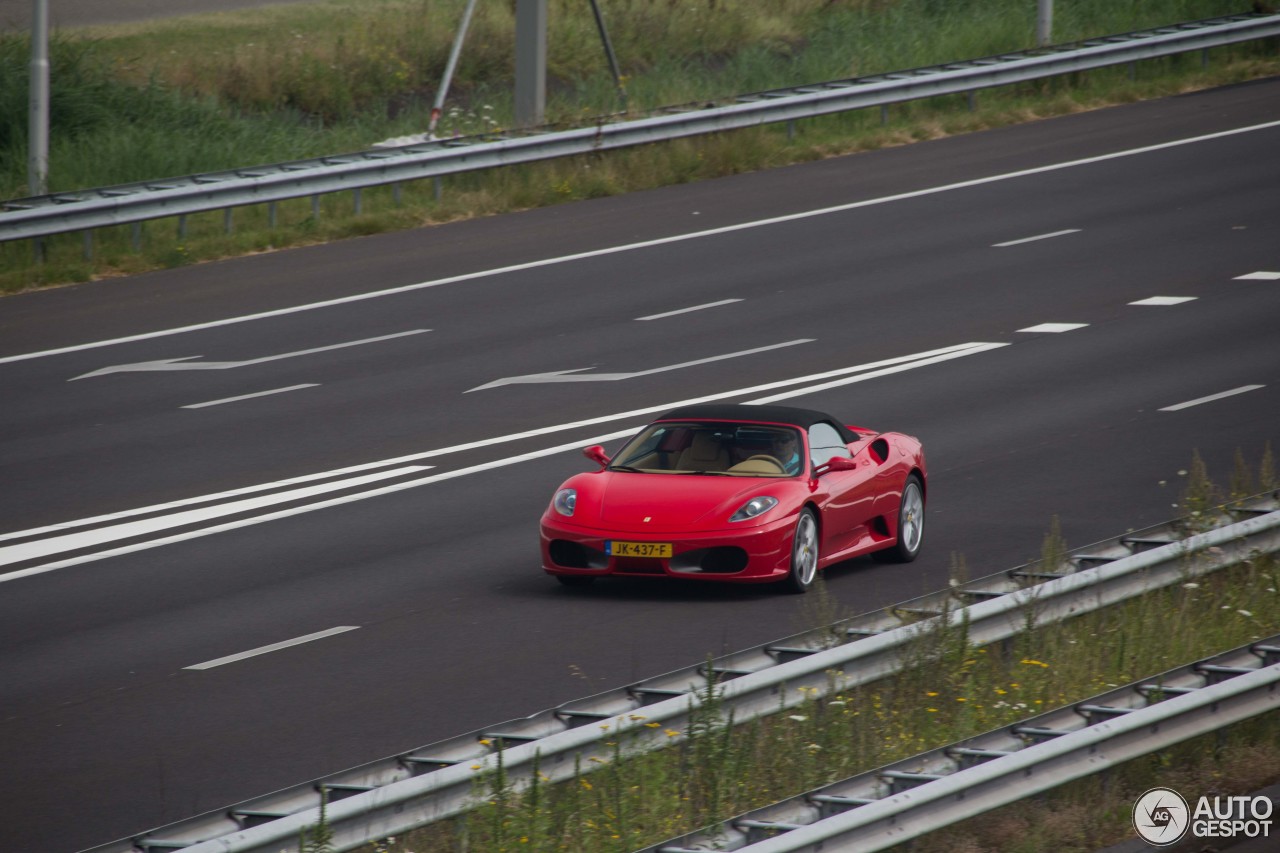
xmin=571 ymin=471 xmax=792 ymax=534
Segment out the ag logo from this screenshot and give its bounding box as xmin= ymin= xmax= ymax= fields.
xmin=1134 ymin=787 xmax=1191 ymax=846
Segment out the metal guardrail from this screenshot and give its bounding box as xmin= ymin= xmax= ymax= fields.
xmin=87 ymin=493 xmax=1280 ymax=853
xmin=5 ymin=13 xmax=1280 ymax=244
xmin=644 ymin=637 xmax=1280 ymax=853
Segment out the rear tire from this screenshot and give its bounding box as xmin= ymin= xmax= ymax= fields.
xmin=783 ymin=509 xmax=819 ymax=594
xmin=873 ymin=474 xmax=924 ymax=563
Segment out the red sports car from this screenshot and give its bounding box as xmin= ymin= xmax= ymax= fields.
xmin=540 ymin=403 xmax=926 ymax=593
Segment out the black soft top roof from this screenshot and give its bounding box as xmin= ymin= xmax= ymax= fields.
xmin=656 ymin=403 xmax=859 ymax=444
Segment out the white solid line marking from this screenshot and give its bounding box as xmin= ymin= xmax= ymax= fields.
xmin=4 ymin=120 xmax=1278 ymax=367
xmin=0 ymin=454 xmax=449 ymax=544
xmin=1159 ymin=385 xmax=1264 ymax=412
xmin=0 ymin=467 xmax=430 ymax=568
xmin=0 ymin=342 xmax=1006 ymax=583
xmin=1234 ymin=271 xmax=1280 ymax=280
xmin=635 ymin=299 xmax=743 ymax=321
xmin=749 ymin=342 xmax=1008 ymax=405
xmin=1129 ymin=296 xmax=1197 ymax=306
xmin=183 ymin=384 xmax=318 ymax=409
xmin=992 ymin=229 xmax=1081 ymax=247
xmin=1017 ymin=323 xmax=1089 ymax=333
xmin=184 ymin=626 xmax=360 ymax=670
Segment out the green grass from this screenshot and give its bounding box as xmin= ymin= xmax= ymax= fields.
xmin=375 ymin=550 xmax=1280 ymax=853
xmin=351 ymin=452 xmax=1280 ymax=853
xmin=3 ymin=0 xmax=1279 ymax=293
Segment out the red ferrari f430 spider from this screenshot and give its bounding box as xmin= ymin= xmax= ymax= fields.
xmin=540 ymin=404 xmax=926 ymax=593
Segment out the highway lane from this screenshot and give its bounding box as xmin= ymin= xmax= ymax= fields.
xmin=0 ymin=82 xmax=1277 ymax=850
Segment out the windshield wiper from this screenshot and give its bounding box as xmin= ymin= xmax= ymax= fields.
xmin=608 ymin=465 xmax=647 ymax=473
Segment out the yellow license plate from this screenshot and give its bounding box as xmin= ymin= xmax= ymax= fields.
xmin=607 ymin=541 xmax=673 ymax=558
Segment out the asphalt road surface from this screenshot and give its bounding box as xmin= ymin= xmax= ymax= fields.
xmin=1 ymin=78 xmax=1278 ymax=851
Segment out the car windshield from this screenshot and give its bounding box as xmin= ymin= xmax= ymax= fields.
xmin=609 ymin=422 xmax=804 ymax=477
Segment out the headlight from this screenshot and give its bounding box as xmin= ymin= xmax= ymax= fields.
xmin=730 ymin=496 xmax=778 ymax=522
xmin=553 ymin=488 xmax=577 ymax=516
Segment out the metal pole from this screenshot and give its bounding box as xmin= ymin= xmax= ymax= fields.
xmin=514 ymin=0 xmax=547 ymax=128
xmin=29 ymin=0 xmax=49 ymax=196
xmin=588 ymin=0 xmax=627 ymax=112
xmin=428 ymin=0 xmax=480 ymax=137
xmin=1037 ymin=0 xmax=1053 ymax=47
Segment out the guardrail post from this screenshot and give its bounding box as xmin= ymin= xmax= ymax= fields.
xmin=311 ymin=195 xmax=320 ymax=221
xmin=131 ymin=222 xmax=141 ymax=251
xmin=83 ymin=230 xmax=92 ymax=261
xmin=353 ymin=188 xmax=363 ymax=215
xmin=268 ymin=202 xmax=278 ymax=229
xmin=178 ymin=214 xmax=187 ymax=241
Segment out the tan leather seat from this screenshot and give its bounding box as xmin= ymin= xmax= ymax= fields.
xmin=675 ymin=432 xmax=730 ymax=471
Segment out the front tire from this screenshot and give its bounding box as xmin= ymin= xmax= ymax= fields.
xmin=873 ymin=474 xmax=924 ymax=563
xmin=783 ymin=508 xmax=819 ymax=593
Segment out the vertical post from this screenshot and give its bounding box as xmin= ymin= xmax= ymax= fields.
xmin=1037 ymin=0 xmax=1053 ymax=48
xmin=428 ymin=0 xmax=479 ymax=137
xmin=29 ymin=0 xmax=50 ymax=196
xmin=515 ymin=0 xmax=547 ymax=128
xmin=588 ymin=0 xmax=627 ymax=112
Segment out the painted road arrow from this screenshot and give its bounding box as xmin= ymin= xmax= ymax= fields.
xmin=70 ymin=330 xmax=430 ymax=380
xmin=467 ymin=339 xmax=816 ymax=392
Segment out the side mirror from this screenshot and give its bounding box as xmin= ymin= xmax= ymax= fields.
xmin=583 ymin=445 xmax=611 ymax=467
xmin=814 ymin=456 xmax=858 ymax=478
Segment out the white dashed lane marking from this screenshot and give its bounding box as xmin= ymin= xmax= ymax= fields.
xmin=1160 ymin=385 xmax=1265 ymax=412
xmin=184 ymin=626 xmax=360 ymax=670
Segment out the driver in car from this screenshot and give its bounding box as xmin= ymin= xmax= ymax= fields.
xmin=773 ymin=431 xmax=803 ymax=476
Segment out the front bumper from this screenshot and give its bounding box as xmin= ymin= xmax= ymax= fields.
xmin=540 ymin=512 xmax=796 ymax=584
